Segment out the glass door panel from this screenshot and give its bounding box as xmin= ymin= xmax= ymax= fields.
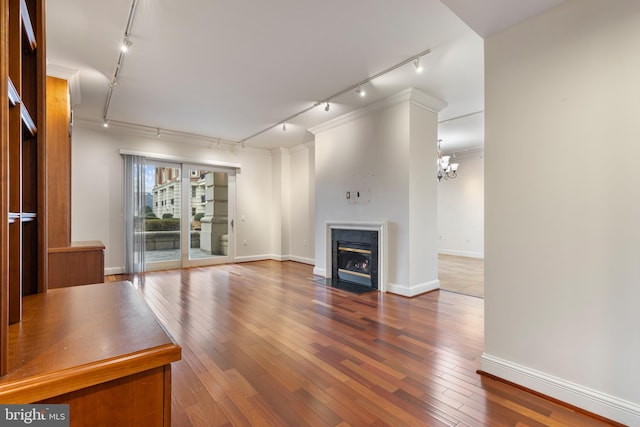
xmin=143 ymin=161 xmax=182 ymax=271
xmin=182 ymin=166 xmax=234 ymax=267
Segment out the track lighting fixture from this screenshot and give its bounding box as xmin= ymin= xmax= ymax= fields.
xmin=120 ymin=37 xmax=132 ymax=53
xmin=239 ymin=47 xmax=431 ymax=145
xmin=103 ymin=120 xmax=109 ymax=128
xmin=103 ymin=0 xmax=139 ymax=123
xmin=413 ymin=56 xmax=423 ymax=73
xmin=217 ymin=139 xmax=222 ymax=147
xmin=241 ymin=141 xmax=246 ymax=149
xmin=282 ymin=123 xmax=287 ymax=131
xmin=156 ymin=128 xmax=161 ymax=137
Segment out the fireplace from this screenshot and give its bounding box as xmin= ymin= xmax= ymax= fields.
xmin=331 ymin=229 xmax=378 ymax=291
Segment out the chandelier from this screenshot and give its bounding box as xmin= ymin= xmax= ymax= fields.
xmin=437 ymin=139 xmax=459 ymax=181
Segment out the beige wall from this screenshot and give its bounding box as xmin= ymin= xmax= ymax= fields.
xmin=483 ymin=1 xmax=640 ymax=424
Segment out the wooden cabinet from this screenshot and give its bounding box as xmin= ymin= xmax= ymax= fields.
xmin=48 ymin=241 xmax=105 ymax=288
xmin=0 ymin=282 xmax=181 ymax=426
xmin=1 ymin=6 xmax=181 ymax=425
xmin=45 ymin=77 xmax=106 ymax=288
xmin=1 ymin=0 xmax=47 ymax=375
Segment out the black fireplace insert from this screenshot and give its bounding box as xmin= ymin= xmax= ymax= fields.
xmin=331 ymin=229 xmax=378 ymax=291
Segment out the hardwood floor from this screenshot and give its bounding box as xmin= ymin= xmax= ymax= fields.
xmin=110 ymin=261 xmax=616 ymax=426
xmin=438 ymin=255 xmax=484 ymax=298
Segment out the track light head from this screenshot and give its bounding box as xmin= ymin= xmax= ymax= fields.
xmin=217 ymin=139 xmax=222 ymax=147
xmin=103 ymin=120 xmax=109 ymax=128
xmin=325 ymin=102 xmax=330 ymax=112
xmin=282 ymin=122 xmax=287 ymax=131
xmin=156 ymin=128 xmax=161 ymax=137
xmin=413 ymin=56 xmax=423 ymax=73
xmin=120 ymin=37 xmax=132 ymax=53
xmin=356 ymin=86 xmax=366 ymax=97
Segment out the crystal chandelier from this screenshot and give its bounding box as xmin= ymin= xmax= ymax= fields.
xmin=437 ymin=139 xmax=459 ymax=181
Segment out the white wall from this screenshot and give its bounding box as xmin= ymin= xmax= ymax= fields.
xmin=288 ymin=143 xmax=315 ymax=264
xmin=437 ymin=151 xmax=484 ymax=258
xmin=483 ymin=1 xmax=640 ymax=424
xmin=71 ymin=123 xmax=275 ymax=273
xmin=312 ymin=89 xmax=443 ymax=295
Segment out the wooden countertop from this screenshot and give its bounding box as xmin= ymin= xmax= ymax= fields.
xmin=0 ymin=281 xmax=181 ymax=403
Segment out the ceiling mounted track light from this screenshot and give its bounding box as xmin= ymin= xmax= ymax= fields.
xmin=356 ymin=85 xmax=366 ymax=97
xmin=120 ymin=37 xmax=132 ymax=53
xmin=413 ymin=56 xmax=424 ymax=73
xmin=282 ymin=123 xmax=287 ymax=131
xmin=102 ymin=0 xmax=139 ymax=127
xmin=238 ymin=47 xmax=431 ymax=144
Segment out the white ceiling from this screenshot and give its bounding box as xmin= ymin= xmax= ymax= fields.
xmin=46 ymin=0 xmax=564 ymax=152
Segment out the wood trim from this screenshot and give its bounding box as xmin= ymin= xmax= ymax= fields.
xmin=0 ymin=0 xmax=9 ymax=377
xmin=48 ymin=240 xmax=104 ymax=253
xmin=163 ymin=365 xmax=172 ymax=426
xmin=0 ymin=344 xmax=180 ymax=403
xmin=34 ymin=0 xmax=47 ymax=295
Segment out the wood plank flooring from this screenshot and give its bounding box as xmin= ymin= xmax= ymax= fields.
xmin=110 ymin=261 xmax=616 ymax=426
xmin=438 ymin=255 xmax=484 ymax=298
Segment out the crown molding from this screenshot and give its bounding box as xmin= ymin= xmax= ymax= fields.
xmin=73 ymin=118 xmax=272 ymax=155
xmin=309 ymin=88 xmax=447 ymax=135
xmin=447 ymin=146 xmax=484 ymax=160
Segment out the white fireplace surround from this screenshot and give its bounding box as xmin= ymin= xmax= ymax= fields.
xmin=315 ymin=221 xmax=388 ymax=292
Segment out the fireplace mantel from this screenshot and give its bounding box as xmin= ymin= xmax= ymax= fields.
xmin=321 ymin=221 xmax=388 ymax=292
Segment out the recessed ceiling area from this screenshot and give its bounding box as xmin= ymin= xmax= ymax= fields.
xmin=45 ymin=0 xmax=565 ymax=152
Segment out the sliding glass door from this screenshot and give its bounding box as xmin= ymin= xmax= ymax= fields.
xmin=142 ymin=161 xmax=234 ymax=271
xmin=181 ymin=165 xmax=234 ymax=267
xmin=143 ymin=160 xmax=183 ymax=271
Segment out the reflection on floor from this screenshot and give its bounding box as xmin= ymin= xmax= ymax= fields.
xmin=439 ymin=254 xmax=484 ymax=298
xmin=145 ymin=248 xmax=223 ymax=263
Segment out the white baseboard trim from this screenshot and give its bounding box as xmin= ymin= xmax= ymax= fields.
xmin=386 ymin=279 xmax=439 ymax=297
xmin=105 ymin=267 xmax=125 ymax=275
xmin=235 ymin=254 xmax=314 ymax=264
xmin=480 ymin=353 xmax=640 ymax=426
xmin=288 ymin=256 xmax=315 ymax=265
xmin=235 ymin=255 xmax=272 ymax=263
xmin=438 ymin=249 xmax=484 ymax=259
xmin=313 ymin=267 xmax=326 ymax=277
